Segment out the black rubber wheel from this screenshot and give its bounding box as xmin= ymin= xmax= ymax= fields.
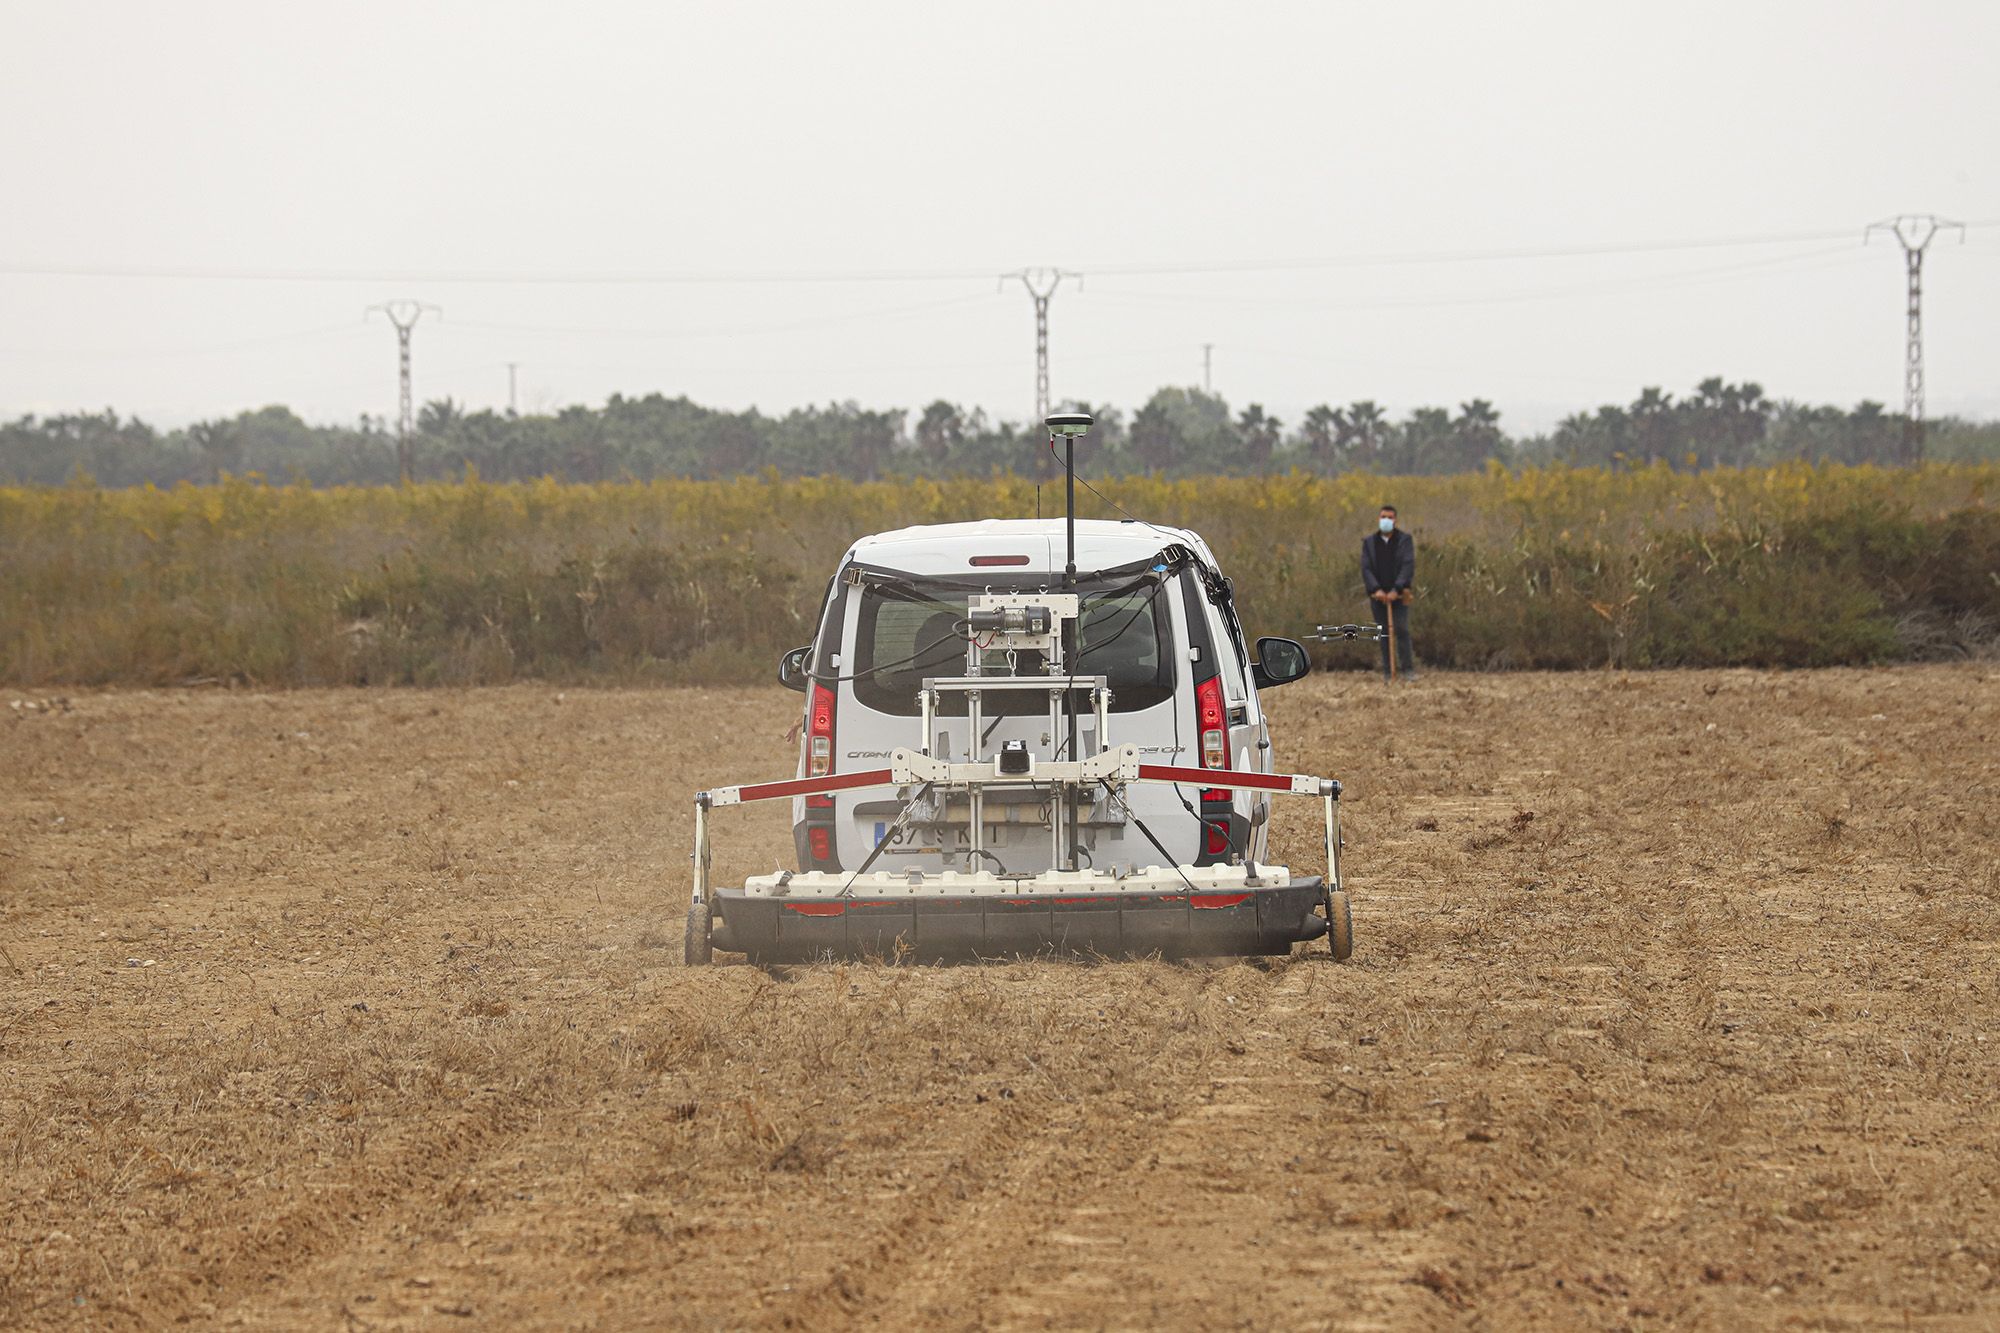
xmin=684 ymin=901 xmax=713 ymax=966
xmin=1328 ymin=890 xmax=1353 ymax=962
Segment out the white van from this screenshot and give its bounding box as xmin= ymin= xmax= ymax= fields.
xmin=776 ymin=518 xmax=1312 ymax=878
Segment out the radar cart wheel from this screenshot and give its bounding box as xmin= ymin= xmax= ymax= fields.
xmin=685 ymin=901 xmax=712 ymax=966
xmin=1327 ymin=890 xmax=1353 ymax=962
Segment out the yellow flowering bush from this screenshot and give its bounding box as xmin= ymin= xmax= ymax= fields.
xmin=1 ymin=464 xmax=1992 ymax=684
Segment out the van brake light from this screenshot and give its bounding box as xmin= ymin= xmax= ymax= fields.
xmin=808 ymin=682 xmax=836 ymax=777
xmin=1196 ymin=676 xmax=1226 ymax=769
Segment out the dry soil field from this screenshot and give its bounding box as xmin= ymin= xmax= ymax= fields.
xmin=2 ymin=668 xmax=1997 ymax=1330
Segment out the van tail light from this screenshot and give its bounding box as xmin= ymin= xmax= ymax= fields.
xmin=799 ymin=683 xmax=841 ymax=869
xmin=807 ymin=682 xmax=835 ymax=778
xmin=1195 ymin=676 xmax=1227 ymax=771
xmin=1194 ymin=675 xmax=1234 ymax=864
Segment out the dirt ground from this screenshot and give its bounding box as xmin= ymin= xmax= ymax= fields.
xmin=2 ymin=667 xmax=1996 ymax=1330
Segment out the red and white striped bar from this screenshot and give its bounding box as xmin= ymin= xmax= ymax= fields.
xmin=703 ymin=759 xmax=1328 ymax=808
xmin=1136 ymin=763 xmax=1325 ymax=795
xmin=705 ymin=768 xmax=895 ymax=808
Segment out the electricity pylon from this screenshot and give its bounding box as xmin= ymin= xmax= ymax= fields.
xmin=1003 ymin=269 xmax=1077 ymax=424
xmin=366 ymin=300 xmax=442 ymax=483
xmin=1865 ymin=216 xmax=1963 ymax=464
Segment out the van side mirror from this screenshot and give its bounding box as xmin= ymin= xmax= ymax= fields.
xmin=1251 ymin=636 xmax=1311 ymax=690
xmin=778 ymin=644 xmax=812 ymax=692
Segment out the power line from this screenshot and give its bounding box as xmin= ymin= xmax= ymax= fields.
xmin=1086 ymin=243 xmax=1868 ymax=314
xmin=0 ymin=246 xmax=1859 ymax=367
xmin=444 ymin=293 xmax=990 ymax=342
xmin=426 ymin=341 xmax=1192 ymax=389
xmin=365 ymin=300 xmax=441 ymax=484
xmin=0 ymin=260 xmax=998 ymax=287
xmin=0 ymin=323 xmax=363 ymax=361
xmin=1086 ymin=226 xmax=1870 ymax=277
xmin=10 ymin=224 xmax=1993 ymax=288
xmin=1865 ymin=215 xmax=1965 ymax=463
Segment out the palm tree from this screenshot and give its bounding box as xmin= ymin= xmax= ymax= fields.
xmin=1299 ymin=404 xmax=1341 ymax=472
xmin=1235 ymin=404 xmax=1282 ymax=472
xmin=1725 ymin=381 xmax=1771 ymax=467
xmin=1400 ymin=406 xmax=1452 ymax=473
xmin=1593 ymin=405 xmax=1633 ymax=470
xmin=1451 ymin=399 xmax=1503 ymax=471
xmin=1339 ymin=400 xmax=1388 ymax=467
xmin=1629 ymin=387 xmax=1676 ymax=467
xmin=915 ymin=400 xmax=964 ymax=465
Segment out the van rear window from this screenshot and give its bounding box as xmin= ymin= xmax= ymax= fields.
xmin=853 ymin=583 xmax=1172 ymax=716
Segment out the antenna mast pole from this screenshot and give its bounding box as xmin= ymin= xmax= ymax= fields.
xmin=1043 ymin=410 xmax=1094 ymax=873
xmin=1865 ymin=215 xmax=1963 ymax=464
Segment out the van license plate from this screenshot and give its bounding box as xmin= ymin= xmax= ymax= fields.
xmin=873 ymin=821 xmax=940 ymax=856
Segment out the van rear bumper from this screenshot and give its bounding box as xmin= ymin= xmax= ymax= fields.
xmin=708 ymin=873 xmax=1326 ymax=961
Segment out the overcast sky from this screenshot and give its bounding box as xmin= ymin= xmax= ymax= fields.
xmin=3 ymin=0 xmax=1997 ymax=434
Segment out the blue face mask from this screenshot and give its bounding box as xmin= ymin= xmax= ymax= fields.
xmin=1378 ymin=517 xmax=1395 ymax=534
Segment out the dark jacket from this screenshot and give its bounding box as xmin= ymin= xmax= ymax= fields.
xmin=1362 ymin=529 xmax=1415 ymax=596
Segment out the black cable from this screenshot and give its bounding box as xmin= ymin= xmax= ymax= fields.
xmin=1046 ymin=584 xmax=1164 ymax=765
xmin=1163 ymin=641 xmax=1203 ymax=826
xmin=838 ymin=572 xmax=1159 ymax=699
xmin=1055 ymin=454 xmax=1254 ymax=733
xmin=1050 ymin=436 xmax=1196 ymax=553
xmin=1100 ymin=781 xmax=1200 ymax=897
xmin=834 ymin=781 xmax=935 ymax=898
xmin=810 ymin=621 xmax=968 ymax=685
xmin=1076 ymin=579 xmax=1164 ymax=662
xmin=1050 ymin=578 xmax=1169 ymax=763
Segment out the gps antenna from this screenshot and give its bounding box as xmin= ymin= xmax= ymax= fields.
xmin=1046 ymin=411 xmax=1093 ymax=591
xmin=1044 ymin=410 xmax=1092 ymax=871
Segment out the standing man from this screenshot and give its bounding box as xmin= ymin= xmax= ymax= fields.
xmin=1362 ymin=504 xmax=1416 ymax=682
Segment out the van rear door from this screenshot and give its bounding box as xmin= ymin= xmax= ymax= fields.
xmin=1181 ymin=563 xmax=1275 ymax=862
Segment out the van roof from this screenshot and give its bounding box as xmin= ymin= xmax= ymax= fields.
xmin=848 ymin=518 xmax=1213 ymax=577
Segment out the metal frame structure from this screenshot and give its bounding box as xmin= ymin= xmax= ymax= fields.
xmin=685 ymin=744 xmax=1346 ymax=963
xmin=685 ymin=602 xmax=1350 ymax=963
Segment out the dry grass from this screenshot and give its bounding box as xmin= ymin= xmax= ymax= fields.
xmin=2 ymin=668 xmax=1997 ymax=1328
xmin=3 ymin=464 xmax=1996 ymax=685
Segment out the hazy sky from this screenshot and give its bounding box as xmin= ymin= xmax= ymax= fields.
xmin=4 ymin=0 xmax=1997 ymax=434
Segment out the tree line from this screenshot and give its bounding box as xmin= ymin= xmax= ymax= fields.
xmin=3 ymin=378 xmax=1995 ymax=487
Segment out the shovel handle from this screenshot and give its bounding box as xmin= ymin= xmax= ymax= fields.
xmin=1386 ymin=599 xmax=1397 ymax=682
